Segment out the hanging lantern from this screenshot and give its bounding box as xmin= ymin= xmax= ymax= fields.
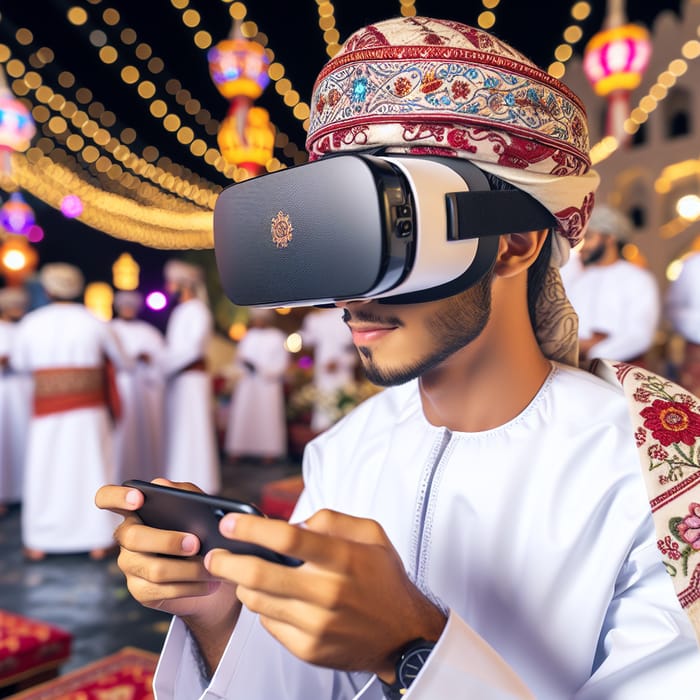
xmin=209 ymin=21 xmax=273 ymax=178
xmin=112 ymin=252 xmax=140 ymax=291
xmin=207 ymin=35 xmax=270 ymax=101
xmin=218 ymin=105 xmax=275 ymax=175
xmin=0 ymin=234 xmax=38 ymax=286
xmin=60 ymin=194 xmax=84 ymax=218
xmin=84 ymin=282 xmax=114 ymax=321
xmin=583 ymin=0 xmax=651 ymax=145
xmin=0 ymin=67 xmax=35 ymax=175
xmin=583 ymin=24 xmax=651 ymax=97
xmin=0 ymin=191 xmax=36 ymax=235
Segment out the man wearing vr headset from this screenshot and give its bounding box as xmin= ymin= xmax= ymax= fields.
xmin=97 ymin=16 xmax=700 ymax=698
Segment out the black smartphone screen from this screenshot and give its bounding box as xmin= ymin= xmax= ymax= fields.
xmin=122 ymin=480 xmax=302 ymax=567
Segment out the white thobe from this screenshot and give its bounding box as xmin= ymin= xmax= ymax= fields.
xmin=0 ymin=319 xmax=31 ymax=505
xmin=224 ymin=327 xmax=289 ymax=459
xmin=155 ymin=363 xmax=700 ymax=699
xmin=111 ymin=318 xmax=166 ymax=483
xmin=565 ymin=260 xmax=660 ymax=362
xmin=161 ymin=298 xmax=220 ymax=495
xmin=301 ymin=309 xmax=358 ymax=432
xmin=666 ymin=252 xmax=700 ymax=344
xmin=10 ymin=303 xmax=128 ymax=552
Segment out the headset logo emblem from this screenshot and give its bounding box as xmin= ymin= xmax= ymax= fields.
xmin=271 ymin=211 xmax=294 ymax=248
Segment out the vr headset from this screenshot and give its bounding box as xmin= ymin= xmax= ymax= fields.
xmin=213 ymin=153 xmax=556 ymax=307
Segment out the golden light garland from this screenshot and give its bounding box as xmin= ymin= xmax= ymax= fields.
xmin=547 ymin=2 xmax=591 ymax=79
xmin=9 ymin=152 xmax=214 ymax=249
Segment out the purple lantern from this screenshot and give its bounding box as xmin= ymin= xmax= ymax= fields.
xmin=0 ymin=192 xmax=35 ymax=235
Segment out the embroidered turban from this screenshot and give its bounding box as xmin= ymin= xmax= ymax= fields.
xmin=0 ymin=286 xmax=29 ymax=313
xmin=163 ymin=259 xmax=204 ymax=286
xmin=586 ymin=202 xmax=633 ymax=242
xmin=114 ymin=290 xmax=144 ymax=312
xmin=39 ymin=263 xmax=85 ymax=301
xmin=306 ymin=16 xmax=600 ymax=266
xmin=306 ymin=16 xmax=601 ymax=365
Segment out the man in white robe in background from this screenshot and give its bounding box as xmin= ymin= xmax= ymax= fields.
xmin=0 ymin=286 xmax=31 ymax=515
xmin=13 ymin=263 xmax=130 ymax=560
xmin=300 ymin=307 xmax=358 ymax=432
xmin=161 ymin=259 xmax=220 ymax=495
xmin=97 ymin=17 xmax=700 ymax=699
xmin=564 ymin=203 xmax=661 ymax=365
xmin=111 ymin=290 xmax=165 ymax=483
xmin=665 ymin=250 xmax=700 ymax=394
xmin=224 ymin=308 xmax=289 ymax=462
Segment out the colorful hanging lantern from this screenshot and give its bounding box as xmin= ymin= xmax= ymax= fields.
xmin=207 ymin=35 xmax=270 ymax=101
xmin=583 ymin=24 xmax=651 ymax=97
xmin=0 ymin=192 xmax=35 ymax=235
xmin=0 ymin=67 xmax=35 ymax=175
xmin=60 ymin=194 xmax=84 ymax=218
xmin=217 ymin=105 xmax=275 ymax=175
xmin=583 ymin=0 xmax=652 ymax=145
xmin=112 ymin=252 xmax=140 ymax=291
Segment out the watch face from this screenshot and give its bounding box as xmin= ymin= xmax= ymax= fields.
xmin=397 ymin=646 xmax=433 ymax=686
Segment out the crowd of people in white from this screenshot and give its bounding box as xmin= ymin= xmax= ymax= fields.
xmin=0 ymin=258 xmax=358 ymax=560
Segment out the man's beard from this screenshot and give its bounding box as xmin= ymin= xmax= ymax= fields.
xmin=358 ymin=272 xmax=494 ymax=387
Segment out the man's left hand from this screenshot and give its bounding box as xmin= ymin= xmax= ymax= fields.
xmin=203 ymin=509 xmax=446 ymax=680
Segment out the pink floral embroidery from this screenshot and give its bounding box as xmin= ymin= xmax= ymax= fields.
xmin=677 ymin=504 xmax=700 ymax=550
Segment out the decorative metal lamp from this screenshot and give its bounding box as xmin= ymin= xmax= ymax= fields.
xmin=583 ymin=0 xmax=651 ymax=144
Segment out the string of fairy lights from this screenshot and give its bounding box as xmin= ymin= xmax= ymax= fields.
xmin=0 ymin=2 xmax=699 ymax=251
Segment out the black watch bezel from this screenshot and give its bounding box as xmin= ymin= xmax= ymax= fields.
xmin=381 ymin=638 xmax=436 ymax=699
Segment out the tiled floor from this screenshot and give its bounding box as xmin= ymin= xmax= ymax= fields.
xmin=0 ymin=457 xmax=302 ymax=680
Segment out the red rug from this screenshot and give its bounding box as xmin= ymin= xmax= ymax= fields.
xmin=10 ymin=647 xmax=159 ymax=699
xmin=0 ymin=610 xmax=72 ymax=690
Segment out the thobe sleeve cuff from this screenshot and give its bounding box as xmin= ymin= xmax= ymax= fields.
xmin=154 ymin=617 xmax=208 ymax=699
xmin=358 ymin=611 xmax=535 ymax=700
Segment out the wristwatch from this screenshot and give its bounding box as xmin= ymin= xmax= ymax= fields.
xmin=380 ymin=638 xmax=436 ymax=699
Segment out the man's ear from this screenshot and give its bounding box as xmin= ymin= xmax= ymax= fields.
xmin=494 ymin=230 xmax=549 ymax=279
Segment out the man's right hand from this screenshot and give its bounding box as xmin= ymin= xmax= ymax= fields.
xmin=95 ymin=479 xmax=241 ymax=667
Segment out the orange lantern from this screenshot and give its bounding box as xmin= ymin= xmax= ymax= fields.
xmin=217 ymin=105 xmax=275 ymax=176
xmin=0 ymin=234 xmax=38 ymax=286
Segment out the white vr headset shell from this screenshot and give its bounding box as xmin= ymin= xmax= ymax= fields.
xmin=213 ymin=153 xmax=556 ymax=308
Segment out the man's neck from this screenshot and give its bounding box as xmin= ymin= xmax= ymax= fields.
xmin=418 ymin=284 xmax=552 ymax=433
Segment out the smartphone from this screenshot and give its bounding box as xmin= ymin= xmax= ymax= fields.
xmin=122 ymin=479 xmax=303 ymax=567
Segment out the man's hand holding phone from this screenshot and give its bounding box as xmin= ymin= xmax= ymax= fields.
xmin=94 ymin=480 xmax=241 ymax=630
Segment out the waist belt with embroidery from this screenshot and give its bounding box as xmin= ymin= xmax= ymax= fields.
xmin=33 ymin=366 xmax=107 ymax=416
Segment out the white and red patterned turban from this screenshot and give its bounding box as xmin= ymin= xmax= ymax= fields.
xmin=306 ymin=16 xmax=600 ymax=268
xmin=306 ymin=16 xmax=600 ymax=364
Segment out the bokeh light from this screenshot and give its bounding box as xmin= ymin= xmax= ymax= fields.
xmin=145 ymin=290 xmax=167 ymax=310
